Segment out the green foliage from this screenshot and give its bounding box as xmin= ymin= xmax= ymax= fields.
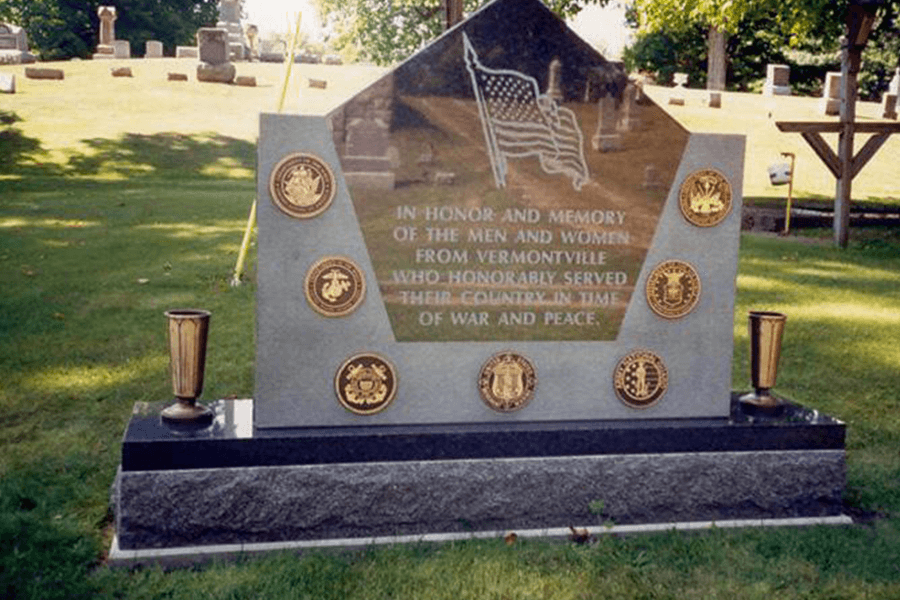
xmin=313 ymin=0 xmax=610 ymax=65
xmin=2 ymin=0 xmax=219 ymax=60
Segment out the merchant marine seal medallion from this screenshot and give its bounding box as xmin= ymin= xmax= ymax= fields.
xmin=679 ymin=169 xmax=732 ymax=227
xmin=304 ymin=256 xmax=366 ymax=317
xmin=613 ymin=350 xmax=668 ymax=409
xmin=645 ymin=260 xmax=701 ymax=319
xmin=478 ymin=352 xmax=536 ymax=413
xmin=335 ymin=353 xmax=397 ymax=415
xmin=269 ymin=152 xmax=336 ymax=219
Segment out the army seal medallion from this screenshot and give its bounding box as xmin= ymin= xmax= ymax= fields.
xmin=478 ymin=352 xmax=536 ymax=413
xmin=679 ymin=169 xmax=732 ymax=227
xmin=269 ymin=152 xmax=336 ymax=219
xmin=613 ymin=350 xmax=668 ymax=409
xmin=335 ymin=353 xmax=397 ymax=415
xmin=305 ymin=256 xmax=366 ymax=317
xmin=646 ymin=260 xmax=701 ymax=319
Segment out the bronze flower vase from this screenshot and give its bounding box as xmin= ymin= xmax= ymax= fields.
xmin=740 ymin=311 xmax=787 ymax=415
xmin=161 ymin=309 xmax=213 ymax=425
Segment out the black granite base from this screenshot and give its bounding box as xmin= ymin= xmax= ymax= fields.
xmin=121 ymin=394 xmax=844 ymax=471
xmin=114 ymin=396 xmax=846 ymax=551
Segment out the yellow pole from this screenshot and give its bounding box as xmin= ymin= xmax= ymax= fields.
xmin=231 ymin=12 xmax=303 ymax=287
xmin=781 ymin=152 xmax=795 ymax=235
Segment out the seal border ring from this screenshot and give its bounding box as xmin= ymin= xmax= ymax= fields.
xmin=304 ymin=255 xmax=366 ymax=318
xmin=334 ymin=352 xmax=398 ymax=416
xmin=268 ymin=152 xmax=337 ymax=220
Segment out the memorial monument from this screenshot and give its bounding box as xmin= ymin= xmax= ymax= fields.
xmin=112 ymin=0 xmax=846 ymax=561
xmin=0 ymin=23 xmax=36 ymax=64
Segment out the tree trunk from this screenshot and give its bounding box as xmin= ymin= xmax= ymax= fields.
xmin=444 ymin=0 xmax=464 ymax=30
xmin=707 ymin=26 xmax=726 ymax=91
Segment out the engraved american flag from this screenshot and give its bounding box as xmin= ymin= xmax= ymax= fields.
xmin=463 ymin=33 xmax=589 ymax=191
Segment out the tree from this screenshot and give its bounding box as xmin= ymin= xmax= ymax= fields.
xmin=627 ymin=0 xmax=899 ymax=95
xmin=1 ymin=0 xmax=218 ymax=60
xmin=312 ymin=0 xmax=611 ymax=65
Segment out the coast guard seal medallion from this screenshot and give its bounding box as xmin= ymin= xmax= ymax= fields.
xmin=614 ymin=350 xmax=668 ymax=409
xmin=269 ymin=152 xmax=336 ymax=219
xmin=478 ymin=352 xmax=536 ymax=413
xmin=679 ymin=169 xmax=732 ymax=227
xmin=305 ymin=256 xmax=366 ymax=317
xmin=646 ymin=260 xmax=701 ymax=319
xmin=335 ymin=353 xmax=397 ymax=415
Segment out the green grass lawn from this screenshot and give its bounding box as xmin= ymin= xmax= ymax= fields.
xmin=2 ymin=59 xmax=900 ymax=599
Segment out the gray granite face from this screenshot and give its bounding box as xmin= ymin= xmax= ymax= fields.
xmin=255 ymin=0 xmax=744 ymax=428
xmin=115 ymin=449 xmax=845 ymax=549
xmin=198 ymin=28 xmax=229 ymax=65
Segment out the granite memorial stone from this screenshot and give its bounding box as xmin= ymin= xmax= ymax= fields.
xmin=883 ymin=93 xmax=898 ymax=120
xmin=198 ymin=28 xmax=229 ymax=66
xmin=112 ymin=0 xmax=847 ymax=558
xmin=113 ymin=40 xmax=131 ymax=59
xmin=176 ymin=46 xmax=198 ymax=59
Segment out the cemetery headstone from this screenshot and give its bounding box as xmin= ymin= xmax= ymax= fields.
xmin=708 ymin=91 xmax=722 ymax=108
xmin=0 ymin=72 xmax=14 ymax=93
xmin=93 ymin=6 xmax=117 ymax=59
xmin=216 ymin=0 xmax=247 ymax=61
xmin=176 ymin=46 xmax=198 ymax=59
xmin=197 ymin=28 xmax=235 ymax=83
xmin=25 ymin=67 xmax=64 ymax=80
xmin=669 ymin=72 xmax=687 ymax=105
xmin=763 ymin=64 xmax=791 ymax=96
xmin=110 ymin=66 xmax=132 ymax=77
xmin=167 ymin=72 xmax=188 ymax=81
xmin=111 ymin=0 xmax=847 ymax=557
xmin=234 ymin=75 xmax=256 ymax=87
xmin=113 ymin=40 xmax=131 ymax=59
xmin=308 ymin=78 xmax=328 ymax=89
xmin=822 ymin=72 xmax=842 ymax=116
xmin=145 ymin=40 xmax=163 ymax=58
xmin=0 ymin=23 xmax=35 ymax=64
xmin=883 ymin=93 xmax=898 ymax=120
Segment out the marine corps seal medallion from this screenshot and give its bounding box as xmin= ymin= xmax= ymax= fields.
xmin=679 ymin=169 xmax=732 ymax=227
xmin=646 ymin=260 xmax=701 ymax=319
xmin=269 ymin=152 xmax=336 ymax=219
xmin=305 ymin=256 xmax=366 ymax=317
xmin=613 ymin=350 xmax=668 ymax=409
xmin=478 ymin=352 xmax=536 ymax=413
xmin=335 ymin=353 xmax=397 ymax=415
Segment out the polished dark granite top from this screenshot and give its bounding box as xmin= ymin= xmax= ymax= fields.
xmin=120 ymin=395 xmax=844 ymax=472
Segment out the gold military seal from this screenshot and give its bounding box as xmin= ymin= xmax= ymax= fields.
xmin=613 ymin=350 xmax=668 ymax=409
xmin=646 ymin=260 xmax=701 ymax=319
xmin=478 ymin=352 xmax=536 ymax=413
xmin=679 ymin=169 xmax=732 ymax=227
xmin=269 ymin=152 xmax=336 ymax=219
xmin=305 ymin=256 xmax=366 ymax=317
xmin=335 ymin=353 xmax=397 ymax=415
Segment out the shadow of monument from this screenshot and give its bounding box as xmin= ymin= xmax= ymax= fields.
xmin=0 ymin=111 xmax=58 ymax=176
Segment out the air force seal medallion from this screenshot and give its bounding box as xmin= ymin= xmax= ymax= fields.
xmin=335 ymin=353 xmax=397 ymax=415
xmin=646 ymin=260 xmax=701 ymax=319
xmin=305 ymin=256 xmax=366 ymax=317
xmin=679 ymin=169 xmax=732 ymax=227
xmin=269 ymin=152 xmax=336 ymax=219
xmin=478 ymin=352 xmax=536 ymax=413
xmin=614 ymin=350 xmax=668 ymax=409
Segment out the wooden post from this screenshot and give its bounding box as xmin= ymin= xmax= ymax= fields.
xmin=444 ymin=0 xmax=464 ymax=30
xmin=835 ymin=39 xmax=858 ymax=249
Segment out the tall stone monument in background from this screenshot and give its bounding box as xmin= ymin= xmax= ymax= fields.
xmin=92 ymin=6 xmax=118 ymax=60
xmin=217 ymin=0 xmax=247 ymax=61
xmin=111 ymin=0 xmax=847 ymax=561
